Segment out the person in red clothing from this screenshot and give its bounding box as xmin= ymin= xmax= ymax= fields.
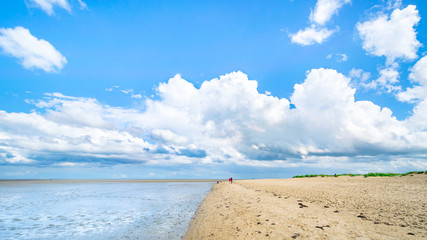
xmin=229 ymin=177 xmax=233 ymax=184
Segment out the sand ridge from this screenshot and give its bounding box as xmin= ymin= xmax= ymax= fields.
xmin=185 ymin=174 xmax=426 ymax=239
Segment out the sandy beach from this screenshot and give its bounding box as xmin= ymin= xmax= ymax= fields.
xmin=185 ymin=174 xmax=427 ymax=239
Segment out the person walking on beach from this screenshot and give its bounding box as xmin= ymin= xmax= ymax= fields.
xmin=229 ymin=177 xmax=233 ymax=184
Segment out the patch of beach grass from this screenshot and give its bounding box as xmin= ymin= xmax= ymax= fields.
xmin=292 ymin=171 xmax=426 ymax=178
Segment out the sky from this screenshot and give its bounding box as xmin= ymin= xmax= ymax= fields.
xmin=0 ymin=0 xmax=426 ymax=179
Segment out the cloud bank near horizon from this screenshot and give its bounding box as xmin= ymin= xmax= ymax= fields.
xmin=1 ymin=69 xmax=426 ymax=172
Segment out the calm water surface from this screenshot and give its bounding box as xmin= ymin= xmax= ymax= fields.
xmin=0 ymin=181 xmax=214 ymax=240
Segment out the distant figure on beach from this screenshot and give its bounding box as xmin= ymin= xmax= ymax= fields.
xmin=229 ymin=177 xmax=233 ymax=184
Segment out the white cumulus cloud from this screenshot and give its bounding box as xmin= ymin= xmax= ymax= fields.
xmin=131 ymin=93 xmax=142 ymax=99
xmin=290 ymin=26 xmax=334 ymax=46
xmin=1 ymin=70 xmax=427 ymax=171
xmin=290 ymin=68 xmax=409 ymax=157
xmin=349 ymin=68 xmax=371 ymax=90
xmin=290 ymin=0 xmax=349 ymax=46
xmin=398 ymin=56 xmax=427 ymax=103
xmin=397 ymin=56 xmax=427 ymax=131
xmin=0 ymin=26 xmax=67 ymax=73
xmin=357 ymin=5 xmax=421 ymax=63
xmin=364 ymin=67 xmax=401 ymax=93
xmin=0 ymin=102 xmax=151 ymax=165
xmin=310 ymin=0 xmax=351 ymax=25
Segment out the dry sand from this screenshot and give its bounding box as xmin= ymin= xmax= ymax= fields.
xmin=185 ymin=174 xmax=426 ymax=239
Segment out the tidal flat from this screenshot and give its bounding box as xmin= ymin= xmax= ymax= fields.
xmin=0 ymin=180 xmax=215 ymax=240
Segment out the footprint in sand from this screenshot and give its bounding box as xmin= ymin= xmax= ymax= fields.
xmin=298 ymin=203 xmax=308 ymax=208
xmin=315 ymin=225 xmax=330 ymax=230
xmin=291 ymin=233 xmax=300 ymax=238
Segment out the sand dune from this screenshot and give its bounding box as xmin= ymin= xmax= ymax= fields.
xmin=185 ymin=174 xmax=426 ymax=239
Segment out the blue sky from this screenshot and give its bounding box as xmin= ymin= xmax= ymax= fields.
xmin=0 ymin=0 xmax=426 ymax=179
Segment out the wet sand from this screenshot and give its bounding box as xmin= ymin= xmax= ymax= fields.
xmin=185 ymin=174 xmax=427 ymax=239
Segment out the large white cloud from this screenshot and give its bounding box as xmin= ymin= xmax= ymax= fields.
xmin=310 ymin=0 xmax=351 ymax=25
xmin=0 ymin=26 xmax=67 ymax=72
xmin=0 ymin=100 xmax=154 ymax=165
xmin=1 ymin=70 xmax=426 ymax=170
xmin=290 ymin=68 xmax=410 ymax=156
xmin=357 ymin=5 xmax=421 ymax=63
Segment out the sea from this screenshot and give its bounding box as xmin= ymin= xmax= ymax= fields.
xmin=0 ymin=180 xmax=214 ymax=240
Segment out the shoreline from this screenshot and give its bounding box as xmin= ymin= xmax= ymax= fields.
xmin=185 ymin=175 xmax=427 ymax=239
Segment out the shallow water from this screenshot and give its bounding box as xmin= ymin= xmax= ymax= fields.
xmin=0 ymin=181 xmax=214 ymax=240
